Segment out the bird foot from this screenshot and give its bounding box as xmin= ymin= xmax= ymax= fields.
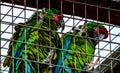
xmin=84 ymin=62 xmax=94 ymax=71
xmin=42 ymin=49 xmax=54 ymax=63
xmin=48 ymin=65 xmax=53 ymax=68
xmin=72 ymin=27 xmax=86 ymax=36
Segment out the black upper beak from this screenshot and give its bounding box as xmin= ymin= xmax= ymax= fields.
xmin=57 ymin=19 xmax=65 ymax=32
xmin=59 ymin=19 xmax=65 ymax=32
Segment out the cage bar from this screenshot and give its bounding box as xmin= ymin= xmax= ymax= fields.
xmin=1 ymin=0 xmax=120 ymax=25
xmin=0 ymin=0 xmax=120 ymax=73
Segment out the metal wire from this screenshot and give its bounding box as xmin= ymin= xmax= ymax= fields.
xmin=0 ymin=0 xmax=120 ymax=73
xmin=0 ymin=0 xmax=1 ymax=72
xmin=64 ymin=0 xmax=120 ymax=12
xmin=11 ymin=0 xmax=14 ymax=73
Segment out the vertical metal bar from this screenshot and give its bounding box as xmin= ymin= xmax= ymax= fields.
xmin=36 ymin=0 xmax=39 ymax=73
xmin=84 ymin=1 xmax=87 ymax=25
xmin=72 ymin=0 xmax=76 ymax=72
xmin=97 ymin=3 xmax=101 ymax=73
xmin=60 ymin=0 xmax=63 ymax=13
xmin=11 ymin=0 xmax=14 ymax=73
xmin=108 ymin=7 xmax=113 ymax=73
xmin=0 ymin=0 xmax=1 ymax=72
xmin=24 ymin=0 xmax=27 ymax=73
xmin=60 ymin=0 xmax=64 ymax=73
xmin=84 ymin=0 xmax=88 ymax=72
xmin=48 ymin=0 xmax=52 ymax=73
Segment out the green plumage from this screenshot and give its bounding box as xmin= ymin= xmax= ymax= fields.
xmin=61 ymin=32 xmax=95 ymax=73
xmin=53 ymin=22 xmax=108 ymax=73
xmin=3 ymin=8 xmax=63 ymax=73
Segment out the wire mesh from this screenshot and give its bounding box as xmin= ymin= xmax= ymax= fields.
xmin=0 ymin=0 xmax=120 ymax=73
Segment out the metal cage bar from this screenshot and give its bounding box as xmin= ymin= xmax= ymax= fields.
xmin=0 ymin=0 xmax=120 ymax=73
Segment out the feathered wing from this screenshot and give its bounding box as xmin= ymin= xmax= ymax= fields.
xmin=68 ymin=32 xmax=95 ymax=73
xmin=53 ymin=22 xmax=108 ymax=73
xmin=3 ymin=13 xmax=42 ymax=73
xmin=53 ymin=33 xmax=73 ymax=73
xmin=3 ymin=8 xmax=64 ymax=73
xmin=3 ymin=23 xmax=23 ymax=67
xmin=53 ymin=32 xmax=95 ymax=73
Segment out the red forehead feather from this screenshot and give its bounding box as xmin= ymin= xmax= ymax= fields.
xmin=58 ymin=14 xmax=63 ymax=19
xmin=52 ymin=14 xmax=63 ymax=22
xmin=99 ymin=27 xmax=108 ymax=38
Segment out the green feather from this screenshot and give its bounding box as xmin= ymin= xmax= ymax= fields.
xmin=53 ymin=22 xmax=107 ymax=73
xmin=3 ymin=8 xmax=63 ymax=73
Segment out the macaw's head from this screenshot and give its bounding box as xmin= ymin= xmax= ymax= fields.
xmin=74 ymin=22 xmax=108 ymax=45
xmin=85 ymin=22 xmax=108 ymax=43
xmin=86 ymin=22 xmax=108 ymax=39
xmin=39 ymin=8 xmax=65 ymax=31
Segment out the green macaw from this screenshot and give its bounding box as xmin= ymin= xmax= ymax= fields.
xmin=53 ymin=22 xmax=108 ymax=73
xmin=3 ymin=8 xmax=65 ymax=73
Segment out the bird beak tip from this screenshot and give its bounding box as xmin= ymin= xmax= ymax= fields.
xmin=99 ymin=34 xmax=105 ymax=40
xmin=61 ymin=25 xmax=65 ymax=32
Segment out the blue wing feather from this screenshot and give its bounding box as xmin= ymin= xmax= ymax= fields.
xmin=53 ymin=34 xmax=72 ymax=73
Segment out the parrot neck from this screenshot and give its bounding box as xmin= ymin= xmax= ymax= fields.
xmin=91 ymin=39 xmax=98 ymax=46
xmin=81 ymin=32 xmax=98 ymax=47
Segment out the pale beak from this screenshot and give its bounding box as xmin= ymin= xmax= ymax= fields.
xmin=98 ymin=33 xmax=105 ymax=40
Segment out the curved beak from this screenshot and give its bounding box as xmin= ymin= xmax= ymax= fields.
xmin=93 ymin=27 xmax=108 ymax=40
xmin=98 ymin=33 xmax=105 ymax=40
xmin=60 ymin=19 xmax=65 ymax=32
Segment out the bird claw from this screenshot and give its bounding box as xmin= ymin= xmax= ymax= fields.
xmin=84 ymin=62 xmax=94 ymax=71
xmin=42 ymin=49 xmax=54 ymax=63
xmin=72 ymin=27 xmax=86 ymax=36
xmin=49 ymin=65 xmax=53 ymax=68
